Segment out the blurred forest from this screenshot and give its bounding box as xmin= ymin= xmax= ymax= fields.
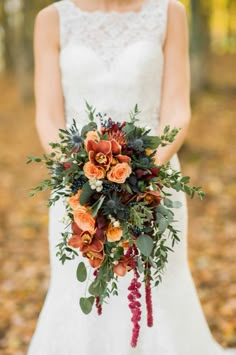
xmin=0 ymin=0 xmax=235 ymax=354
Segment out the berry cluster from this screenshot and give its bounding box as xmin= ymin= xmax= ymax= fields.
xmin=132 ymin=226 xmax=141 ymax=236
xmin=71 ymin=176 xmax=87 ymax=193
xmin=102 ymin=181 xmax=123 ymax=193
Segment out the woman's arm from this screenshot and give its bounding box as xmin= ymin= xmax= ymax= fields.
xmin=156 ymin=0 xmax=191 ymax=165
xmin=34 ymin=5 xmax=66 ymax=154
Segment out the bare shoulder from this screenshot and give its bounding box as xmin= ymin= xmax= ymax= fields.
xmin=167 ymin=0 xmax=188 ymax=25
xmin=34 ymin=4 xmax=59 ymax=48
xmin=164 ymin=0 xmax=188 ymax=46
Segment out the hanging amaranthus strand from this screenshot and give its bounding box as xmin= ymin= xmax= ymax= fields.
xmin=93 ymin=270 xmax=102 ymax=315
xmin=127 ymin=246 xmax=142 ymax=347
xmin=145 ymin=263 xmax=153 ymax=327
xmin=95 ymin=296 xmax=102 ymax=315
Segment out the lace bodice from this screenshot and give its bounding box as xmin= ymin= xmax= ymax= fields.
xmin=53 ymin=0 xmax=169 ymax=132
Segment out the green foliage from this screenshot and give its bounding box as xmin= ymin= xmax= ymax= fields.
xmin=76 ymin=262 xmax=87 ymax=282
xmin=136 ymin=234 xmax=154 ymax=257
xmin=79 ymin=181 xmax=94 ymax=205
xmin=79 ymin=296 xmax=95 ymax=315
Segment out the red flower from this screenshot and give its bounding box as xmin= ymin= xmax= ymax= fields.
xmin=63 ymin=162 xmax=72 ymax=170
xmin=135 ymin=167 xmax=159 ymax=181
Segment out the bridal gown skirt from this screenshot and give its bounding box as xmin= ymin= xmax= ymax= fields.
xmin=27 ymin=154 xmax=235 ymax=355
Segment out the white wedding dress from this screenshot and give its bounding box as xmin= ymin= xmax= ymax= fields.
xmin=27 ymin=0 xmax=236 ymax=354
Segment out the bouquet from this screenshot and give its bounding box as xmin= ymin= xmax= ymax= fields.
xmin=27 ymin=102 xmax=204 ymax=347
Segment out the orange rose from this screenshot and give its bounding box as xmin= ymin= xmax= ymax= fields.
xmin=106 ymin=223 xmax=123 ymax=242
xmin=74 ymin=207 xmax=95 ymax=233
xmin=120 ymin=240 xmax=130 ymax=249
xmin=83 ymin=161 xmax=105 ymax=179
xmin=68 ymin=190 xmax=83 ymax=210
xmin=84 ymin=131 xmax=100 ymax=150
xmin=107 ymin=162 xmax=132 ymax=184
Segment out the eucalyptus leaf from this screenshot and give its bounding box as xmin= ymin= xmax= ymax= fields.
xmin=163 ymin=198 xmax=174 ymax=208
xmin=136 ymin=234 xmax=153 ymax=257
xmin=144 ymin=136 xmax=162 ymax=149
xmin=137 ymin=257 xmax=144 ymax=273
xmin=158 ymin=217 xmax=169 ymax=233
xmin=172 ymin=201 xmax=182 ymax=208
xmin=79 ymin=181 xmax=94 ymax=205
xmin=76 ymin=262 xmax=87 ymax=282
xmin=156 ymin=205 xmax=169 ymax=217
xmin=79 ymin=296 xmax=95 ymax=315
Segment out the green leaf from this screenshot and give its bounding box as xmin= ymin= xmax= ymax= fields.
xmin=81 ymin=122 xmax=97 ymax=137
xmin=76 ymin=262 xmax=87 ymax=282
xmin=123 ymin=183 xmax=133 ymax=194
xmin=79 ymin=296 xmax=95 ymax=315
xmin=158 ymin=217 xmax=169 ymax=233
xmin=145 ymin=136 xmax=162 ymax=149
xmin=164 ymin=199 xmax=182 ymax=209
xmin=155 ymin=212 xmax=163 ymax=223
xmin=163 ymin=125 xmax=170 ymax=134
xmin=155 ymin=205 xmax=169 ymax=217
xmin=136 ymin=234 xmax=154 ymax=257
xmin=137 ymin=256 xmax=144 ymax=273
xmin=172 ymin=201 xmax=182 ymax=208
xmin=122 ymin=122 xmax=135 ymax=135
xmin=163 ymin=198 xmax=173 ymax=208
xmin=181 ymin=176 xmax=190 ymax=183
xmin=184 ymin=185 xmax=191 ymax=195
xmin=91 ymin=195 xmax=105 ymax=217
xmin=79 ymin=181 xmax=94 ymax=205
xmin=88 ymin=279 xmax=106 ymax=296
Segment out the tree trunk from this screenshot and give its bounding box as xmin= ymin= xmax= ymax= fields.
xmin=190 ymin=0 xmax=211 ymax=93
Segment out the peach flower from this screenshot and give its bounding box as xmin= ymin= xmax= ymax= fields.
xmin=120 ymin=240 xmax=130 ymax=249
xmin=113 ymin=256 xmax=132 ymax=277
xmin=107 ymin=162 xmax=132 ymax=184
xmin=83 ymin=161 xmax=105 ymax=179
xmin=74 ymin=207 xmax=95 ymax=233
xmin=84 ymin=130 xmax=100 ymax=150
xmin=68 ymin=190 xmax=83 ymax=210
xmin=106 ymin=223 xmax=123 ymax=242
xmin=83 ymin=250 xmax=105 ymax=268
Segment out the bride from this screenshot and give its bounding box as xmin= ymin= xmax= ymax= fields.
xmin=27 ymin=0 xmax=236 ymax=354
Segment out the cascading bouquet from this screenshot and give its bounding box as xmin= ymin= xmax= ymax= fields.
xmin=27 ymin=102 xmax=204 ymax=347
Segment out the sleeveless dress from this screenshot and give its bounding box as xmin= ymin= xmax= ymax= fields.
xmin=27 ymin=0 xmax=236 ymax=354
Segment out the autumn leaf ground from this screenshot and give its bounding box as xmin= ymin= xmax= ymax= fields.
xmin=0 ymin=58 xmax=235 ymax=354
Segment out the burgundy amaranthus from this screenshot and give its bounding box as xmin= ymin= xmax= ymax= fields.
xmin=127 ymin=246 xmax=142 ymax=347
xmin=145 ymin=263 xmax=153 ymax=327
xmin=93 ymin=270 xmax=102 ymax=315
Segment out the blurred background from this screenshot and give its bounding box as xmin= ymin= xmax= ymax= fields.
xmin=0 ymin=0 xmax=235 ymax=354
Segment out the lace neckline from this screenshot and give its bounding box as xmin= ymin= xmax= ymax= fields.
xmin=66 ymin=0 xmax=154 ymax=16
